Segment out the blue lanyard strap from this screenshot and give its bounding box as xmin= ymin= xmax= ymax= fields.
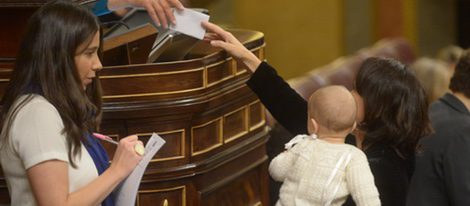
xmin=84 ymin=133 xmax=116 ymax=206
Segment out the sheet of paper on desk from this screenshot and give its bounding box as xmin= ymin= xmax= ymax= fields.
xmin=170 ymin=8 xmax=210 ymax=40
xmin=115 ymin=133 xmax=166 ymax=206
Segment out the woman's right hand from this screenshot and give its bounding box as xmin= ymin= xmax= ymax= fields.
xmin=108 ymin=0 xmax=184 ymax=28
xmin=109 ymin=135 xmax=143 ymax=179
xmin=202 ymin=21 xmax=262 ymax=73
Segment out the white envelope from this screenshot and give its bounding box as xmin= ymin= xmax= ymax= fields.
xmin=170 ymin=8 xmax=210 ymax=40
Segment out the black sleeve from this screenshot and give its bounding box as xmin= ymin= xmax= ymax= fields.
xmin=443 ymin=133 xmax=470 ymax=206
xmin=246 ymin=62 xmax=308 ymax=135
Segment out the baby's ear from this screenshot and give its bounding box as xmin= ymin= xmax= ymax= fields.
xmin=350 ymin=121 xmax=357 ymax=132
xmin=308 ymin=118 xmax=319 ymax=135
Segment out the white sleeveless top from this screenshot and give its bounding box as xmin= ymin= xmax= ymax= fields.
xmin=0 ymin=95 xmax=98 ymax=205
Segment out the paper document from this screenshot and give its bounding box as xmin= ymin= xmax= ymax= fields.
xmin=115 ymin=133 xmax=166 ymax=206
xmin=170 ymin=8 xmax=210 ymax=39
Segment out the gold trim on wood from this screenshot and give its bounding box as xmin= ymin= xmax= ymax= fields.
xmin=0 ymin=79 xmax=9 ymax=82
xmin=135 ymin=130 xmax=186 ymax=162
xmin=245 ymin=104 xmax=250 ymax=133
xmin=206 ymin=74 xmax=235 ymax=88
xmin=136 ymin=185 xmax=187 ymax=206
xmin=248 ymin=101 xmax=266 ymax=131
xmin=253 ymin=201 xmax=262 ymax=206
xmin=191 ymin=118 xmax=223 ymax=156
xmin=100 ymin=67 xmax=205 ymax=79
xmin=153 ymin=129 xmax=185 ymax=162
xmin=202 ymin=64 xmax=208 ymax=87
xmin=250 ymin=119 xmax=266 ymax=131
xmin=102 ymin=87 xmax=204 ymax=99
xmin=231 ymin=58 xmax=241 ymax=76
xmin=236 ymin=69 xmax=248 ymax=76
xmin=257 ymin=44 xmax=266 ymax=60
xmin=206 ymin=58 xmax=230 ymax=69
xmin=251 ymin=44 xmax=265 ymax=52
xmin=190 ymin=100 xmax=266 ymax=156
xmin=101 ymin=67 xmax=206 ymax=99
xmin=234 ymin=46 xmax=263 ymax=76
xmin=223 ymin=106 xmax=249 ymax=143
xmin=97 ymin=46 xmax=265 ymax=99
xmin=206 ymin=58 xmax=236 ymax=88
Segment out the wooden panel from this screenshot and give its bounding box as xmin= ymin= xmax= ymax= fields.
xmin=223 ymin=107 xmax=248 ymax=143
xmin=155 ymin=131 xmax=185 ymax=162
xmin=207 ymin=59 xmax=234 ymax=86
xmin=100 ymin=68 xmax=205 ymax=99
xmin=0 ymin=63 xmax=13 ymax=71
xmin=197 ymin=141 xmax=269 ymax=206
xmin=102 ymin=46 xmax=129 ymax=66
xmin=137 ymin=186 xmax=186 ymax=206
xmin=97 ymin=119 xmax=127 ymax=159
xmin=0 ymin=7 xmax=37 ymax=58
xmin=249 ymin=101 xmax=265 ymax=130
xmin=191 ymin=119 xmax=222 ymax=156
xmin=135 ymin=131 xmax=185 ymax=162
xmin=201 ymin=168 xmax=265 ymax=206
xmin=0 ymin=1 xmax=90 ymax=58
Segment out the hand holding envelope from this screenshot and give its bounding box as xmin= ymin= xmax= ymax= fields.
xmin=169 ymin=8 xmax=210 ymax=40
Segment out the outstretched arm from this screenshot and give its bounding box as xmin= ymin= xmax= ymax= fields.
xmin=202 ymin=21 xmax=262 ymax=72
xmin=202 ymin=21 xmax=308 ymax=135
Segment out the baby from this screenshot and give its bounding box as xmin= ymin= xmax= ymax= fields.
xmin=269 ymin=85 xmax=380 ymax=206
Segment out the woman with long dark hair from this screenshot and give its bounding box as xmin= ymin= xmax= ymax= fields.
xmin=202 ymin=21 xmax=432 ymax=206
xmin=0 ymin=1 xmax=142 ymax=205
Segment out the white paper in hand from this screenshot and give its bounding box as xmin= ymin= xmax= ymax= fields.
xmin=169 ymin=8 xmax=210 ymax=40
xmin=115 ymin=133 xmax=166 ymax=206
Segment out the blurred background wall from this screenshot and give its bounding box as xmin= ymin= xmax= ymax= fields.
xmin=188 ymin=0 xmax=459 ymax=79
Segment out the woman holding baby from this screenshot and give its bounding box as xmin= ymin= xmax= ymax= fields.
xmin=202 ymin=21 xmax=432 ymax=206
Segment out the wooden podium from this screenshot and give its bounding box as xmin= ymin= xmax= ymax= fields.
xmin=0 ymin=1 xmax=270 ymax=205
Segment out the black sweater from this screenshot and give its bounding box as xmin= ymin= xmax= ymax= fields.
xmin=247 ymin=62 xmax=410 ymax=206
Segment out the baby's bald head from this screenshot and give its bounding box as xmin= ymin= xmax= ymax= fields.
xmin=308 ymin=85 xmax=357 ymax=133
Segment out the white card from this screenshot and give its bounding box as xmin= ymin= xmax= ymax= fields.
xmin=115 ymin=133 xmax=166 ymax=206
xmin=170 ymin=8 xmax=210 ymax=40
